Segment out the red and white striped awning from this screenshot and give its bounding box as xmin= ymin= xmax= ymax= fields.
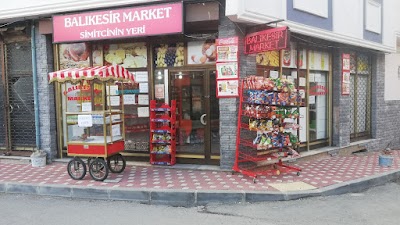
xmin=48 ymin=65 xmax=135 ymax=83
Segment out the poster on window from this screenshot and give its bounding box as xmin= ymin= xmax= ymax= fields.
xmin=103 ymin=43 xmax=147 ymax=68
xmin=309 ymin=50 xmax=329 ymax=71
xmin=59 ymin=43 xmax=90 ymax=69
xmin=92 ymin=44 xmax=104 ymax=67
xmin=187 ymin=40 xmax=216 ymax=65
xmin=154 ymin=43 xmax=184 ymax=67
xmin=281 ymin=42 xmax=307 ymax=69
xmin=216 ymin=80 xmax=239 ymax=98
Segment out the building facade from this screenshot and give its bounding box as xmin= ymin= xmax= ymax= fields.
xmin=0 ymin=0 xmax=399 ymax=170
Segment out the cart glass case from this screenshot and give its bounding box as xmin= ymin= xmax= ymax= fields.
xmin=64 ymin=79 xmax=125 ymax=157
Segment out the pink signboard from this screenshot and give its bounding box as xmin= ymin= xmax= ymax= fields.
xmin=53 ymin=2 xmax=183 ymax=43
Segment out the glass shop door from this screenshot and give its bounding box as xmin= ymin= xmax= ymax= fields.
xmin=169 ymin=69 xmax=219 ymax=164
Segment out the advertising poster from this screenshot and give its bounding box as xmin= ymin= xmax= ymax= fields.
xmin=217 ymin=80 xmax=239 ymax=98
xmin=342 ymin=53 xmax=351 ymax=95
xmin=256 ymin=51 xmax=280 ymax=67
xmin=59 ymin=43 xmax=90 ymax=69
xmin=281 ymin=42 xmax=307 ymax=69
xmin=216 ymin=45 xmax=238 ymax=62
xmin=92 ymin=44 xmax=104 ymax=67
xmin=104 ymin=42 xmax=147 ymax=68
xmin=216 ymin=62 xmax=238 ymax=80
xmin=187 ymin=40 xmax=216 ymax=65
xmin=216 ymin=37 xmax=239 ymax=62
xmin=154 ymin=43 xmax=185 ymax=67
xmin=215 ymin=37 xmax=239 ymax=98
xmin=309 ymin=50 xmax=329 ymax=71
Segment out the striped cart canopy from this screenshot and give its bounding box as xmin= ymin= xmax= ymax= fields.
xmin=48 ymin=65 xmax=135 ymax=83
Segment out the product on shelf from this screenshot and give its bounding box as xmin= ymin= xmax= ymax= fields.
xmin=233 ymin=76 xmax=302 ymax=182
xmin=149 ymin=100 xmax=177 ymax=165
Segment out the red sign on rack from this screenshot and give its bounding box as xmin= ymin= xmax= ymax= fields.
xmin=245 ymin=26 xmax=289 ymax=54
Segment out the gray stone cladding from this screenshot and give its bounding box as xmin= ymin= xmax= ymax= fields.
xmin=320 ymin=47 xmax=400 ymax=152
xmin=35 ymin=23 xmax=57 ymax=162
xmin=332 ymin=49 xmax=351 ymax=147
xmin=368 ymin=53 xmax=400 ymax=150
xmin=218 ymin=16 xmax=256 ymax=170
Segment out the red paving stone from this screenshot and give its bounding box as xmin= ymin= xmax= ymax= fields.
xmin=0 ymin=151 xmax=399 ymax=192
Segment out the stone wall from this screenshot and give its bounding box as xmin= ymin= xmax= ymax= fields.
xmin=35 ymin=23 xmax=57 ymax=162
xmin=332 ymin=49 xmax=400 ymax=152
xmin=218 ymin=16 xmax=256 ymax=169
xmin=368 ymin=53 xmax=400 ymax=150
xmin=331 ymin=48 xmax=351 ymax=147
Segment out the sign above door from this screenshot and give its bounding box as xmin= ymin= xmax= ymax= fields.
xmin=52 ymin=2 xmax=183 ymax=43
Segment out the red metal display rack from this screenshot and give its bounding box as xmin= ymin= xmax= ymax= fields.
xmin=233 ymin=77 xmax=302 ymax=182
xmin=149 ymin=100 xmax=177 ymax=165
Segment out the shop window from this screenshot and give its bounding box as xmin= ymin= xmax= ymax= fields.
xmin=57 ymin=41 xmax=151 ymax=153
xmin=256 ymin=42 xmax=331 ymax=150
xmin=349 ymin=53 xmax=371 ymax=141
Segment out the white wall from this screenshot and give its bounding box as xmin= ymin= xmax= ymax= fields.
xmin=383 ymin=0 xmax=400 ymax=100
xmin=384 ymin=52 xmax=400 ymax=101
xmin=383 ymin=0 xmax=400 ymax=51
xmin=226 ymin=0 xmax=285 ymax=23
xmin=242 ymin=0 xmax=285 ymax=21
xmin=332 ymin=0 xmax=363 ymax=39
xmin=293 ymin=0 xmax=328 ymax=18
xmin=0 ymin=0 xmax=161 ymax=22
xmin=225 ymin=0 xmax=396 ymax=52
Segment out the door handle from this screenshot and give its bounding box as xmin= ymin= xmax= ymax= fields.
xmin=9 ymin=104 xmax=13 ymax=113
xmin=200 ymin=114 xmax=207 ymax=125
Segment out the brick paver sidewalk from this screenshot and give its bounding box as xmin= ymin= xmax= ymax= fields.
xmin=0 ymin=151 xmax=399 ymax=192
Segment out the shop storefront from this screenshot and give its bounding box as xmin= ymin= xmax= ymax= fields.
xmin=51 ymin=1 xmax=221 ymax=164
xmin=0 ymin=22 xmax=37 ymax=153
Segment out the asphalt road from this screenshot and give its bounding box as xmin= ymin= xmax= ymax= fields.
xmin=0 ymin=180 xmax=399 ymax=225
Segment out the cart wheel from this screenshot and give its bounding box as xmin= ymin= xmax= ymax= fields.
xmin=296 ymin=172 xmax=301 ymax=176
xmin=67 ymin=157 xmax=86 ymax=180
xmin=253 ymin=178 xmax=257 ymax=183
xmin=107 ymin=154 xmax=126 ymax=173
xmin=89 ymin=158 xmax=109 ymax=181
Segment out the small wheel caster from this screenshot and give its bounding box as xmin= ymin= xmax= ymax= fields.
xmin=296 ymin=172 xmax=301 ymax=176
xmin=253 ymin=178 xmax=257 ymax=183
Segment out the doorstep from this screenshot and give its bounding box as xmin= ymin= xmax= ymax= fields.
xmin=284 ymin=138 xmax=381 ymax=163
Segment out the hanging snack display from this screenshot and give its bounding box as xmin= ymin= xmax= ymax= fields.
xmin=233 ymin=76 xmax=302 ymax=182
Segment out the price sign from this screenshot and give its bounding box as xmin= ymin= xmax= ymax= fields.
xmin=112 ymin=124 xmax=121 ymax=136
xmin=78 ymin=115 xmax=93 ymax=127
xmin=123 ymin=94 xmax=136 ymax=105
